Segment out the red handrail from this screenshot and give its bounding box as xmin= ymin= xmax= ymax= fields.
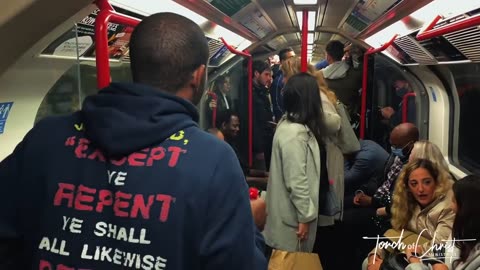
xmin=95 ymin=0 xmax=141 ymax=89
xmin=96 ymin=0 xmax=114 ymax=12
xmin=359 ymin=34 xmax=398 ymax=139
xmin=220 ymin=37 xmax=254 ymax=167
xmin=417 ymin=14 xmax=480 ymax=41
xmin=402 ymin=92 xmax=416 ymax=123
xmin=206 ymin=91 xmax=218 ymax=127
xmin=301 ymin=9 xmax=308 ymax=72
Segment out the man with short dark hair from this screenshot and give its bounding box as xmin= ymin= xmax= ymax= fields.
xmin=270 ymin=47 xmax=295 ymax=121
xmin=322 ymin=40 xmax=363 ymax=122
xmin=218 ymin=111 xmax=267 ymax=181
xmin=252 ymin=60 xmax=274 ymax=171
xmin=0 ymin=13 xmax=267 ymax=269
xmin=217 ymin=110 xmax=240 ymax=142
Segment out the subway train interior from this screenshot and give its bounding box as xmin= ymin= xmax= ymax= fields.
xmin=1 ymin=0 xmax=480 ymax=269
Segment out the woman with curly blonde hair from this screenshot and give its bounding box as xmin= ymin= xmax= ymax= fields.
xmin=376 ymin=140 xmax=454 ymax=216
xmin=391 ymin=158 xmax=454 ymax=243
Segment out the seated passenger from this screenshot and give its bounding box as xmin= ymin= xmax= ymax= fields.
xmin=339 ymin=140 xmax=389 ymax=270
xmin=404 ymin=174 xmax=480 ymax=270
xmin=391 ymin=158 xmax=454 ymax=245
xmin=375 ymin=140 xmax=454 ymax=216
xmin=365 ymin=159 xmax=454 ymax=270
xmin=381 ymin=79 xmax=416 ymax=127
xmin=217 ymin=110 xmax=268 ymax=180
xmin=344 ymin=139 xmax=389 ymax=209
xmin=353 ymin=123 xmax=419 ymax=233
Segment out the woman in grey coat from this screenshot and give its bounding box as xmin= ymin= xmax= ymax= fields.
xmin=264 ymin=73 xmax=330 ymax=253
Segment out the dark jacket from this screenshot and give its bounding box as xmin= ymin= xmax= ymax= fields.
xmin=390 ymin=94 xmax=416 ymax=127
xmin=324 ymin=67 xmax=362 ymax=118
xmin=270 ymin=67 xmax=284 ymax=121
xmin=252 ymin=82 xmax=274 ymax=154
xmin=206 ymin=90 xmax=232 ymax=128
xmin=0 ymin=82 xmax=266 ymax=270
xmin=344 ymin=140 xmax=389 ymax=207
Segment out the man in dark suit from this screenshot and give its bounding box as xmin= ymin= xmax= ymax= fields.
xmin=206 ymin=75 xmax=232 ymax=127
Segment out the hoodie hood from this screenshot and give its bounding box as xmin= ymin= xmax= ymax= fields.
xmin=322 ymin=61 xmax=350 ymax=79
xmin=81 ymin=82 xmax=198 ymax=156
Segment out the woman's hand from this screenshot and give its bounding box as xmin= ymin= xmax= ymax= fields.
xmin=432 ymin=264 xmax=449 ymax=270
xmin=406 ymin=245 xmax=423 ymax=263
xmin=296 ymin=223 xmax=309 ymax=240
xmin=376 ymin=207 xmax=387 ymax=216
xmin=367 ymin=253 xmax=383 ymax=270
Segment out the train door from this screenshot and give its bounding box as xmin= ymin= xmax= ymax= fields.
xmin=365 ymin=55 xmax=429 ymax=150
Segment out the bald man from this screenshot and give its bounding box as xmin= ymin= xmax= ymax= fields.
xmin=0 ymin=13 xmax=266 ymax=269
xmin=353 ymin=123 xmax=419 ymax=223
xmin=337 ymin=123 xmax=419 ymax=269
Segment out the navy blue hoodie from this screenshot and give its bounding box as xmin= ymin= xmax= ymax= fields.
xmin=0 ymin=83 xmax=267 ymax=270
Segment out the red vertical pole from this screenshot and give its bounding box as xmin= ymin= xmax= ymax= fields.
xmin=219 ymin=38 xmax=253 ymax=166
xmin=359 ymin=34 xmax=398 ymax=139
xmin=96 ymin=0 xmax=114 ymax=11
xmin=94 ymin=0 xmax=140 ymax=89
xmin=95 ymin=10 xmax=112 ymax=89
xmin=301 ymin=9 xmax=308 ymax=72
xmin=247 ymin=54 xmax=253 ymax=167
xmin=402 ymin=92 xmax=416 ymax=123
xmin=359 ymin=48 xmax=372 ymax=139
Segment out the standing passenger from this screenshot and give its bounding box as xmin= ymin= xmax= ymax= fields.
xmin=321 ymin=40 xmax=362 ymax=122
xmin=206 ymin=75 xmax=232 ymax=127
xmin=270 ymin=48 xmax=295 ymax=121
xmin=252 ymin=60 xmax=274 ymax=171
xmin=0 ymin=13 xmax=267 ymax=270
xmin=265 ymin=73 xmax=327 ymax=254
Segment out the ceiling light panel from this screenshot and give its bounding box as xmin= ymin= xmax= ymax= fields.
xmin=296 ymin=11 xmax=317 ymax=31
xmin=294 ymin=0 xmax=318 ymax=5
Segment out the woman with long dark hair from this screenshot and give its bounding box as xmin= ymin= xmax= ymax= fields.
xmin=264 ymin=73 xmax=328 ymax=253
xmin=448 ymin=175 xmax=480 ymax=269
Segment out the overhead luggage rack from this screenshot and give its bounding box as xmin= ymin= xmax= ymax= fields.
xmin=394 ymin=35 xmax=437 ymax=65
xmin=444 ymin=26 xmax=480 ymax=62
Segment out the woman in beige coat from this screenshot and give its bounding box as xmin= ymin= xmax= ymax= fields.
xmin=264 ymin=73 xmax=330 ymax=253
xmin=390 ymin=158 xmax=454 ymax=245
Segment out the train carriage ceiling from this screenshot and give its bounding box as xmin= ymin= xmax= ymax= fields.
xmin=4 ymin=0 xmax=480 ymax=79
xmin=175 ymin=0 xmax=433 ymax=61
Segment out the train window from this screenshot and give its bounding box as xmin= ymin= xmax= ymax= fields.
xmin=368 ymin=55 xmax=419 ymax=150
xmin=35 ymin=59 xmax=131 ymax=124
xmin=449 ymin=63 xmax=480 ymax=174
xmin=200 ymin=59 xmax=248 ymax=129
xmin=199 ymin=59 xmax=250 ymax=160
